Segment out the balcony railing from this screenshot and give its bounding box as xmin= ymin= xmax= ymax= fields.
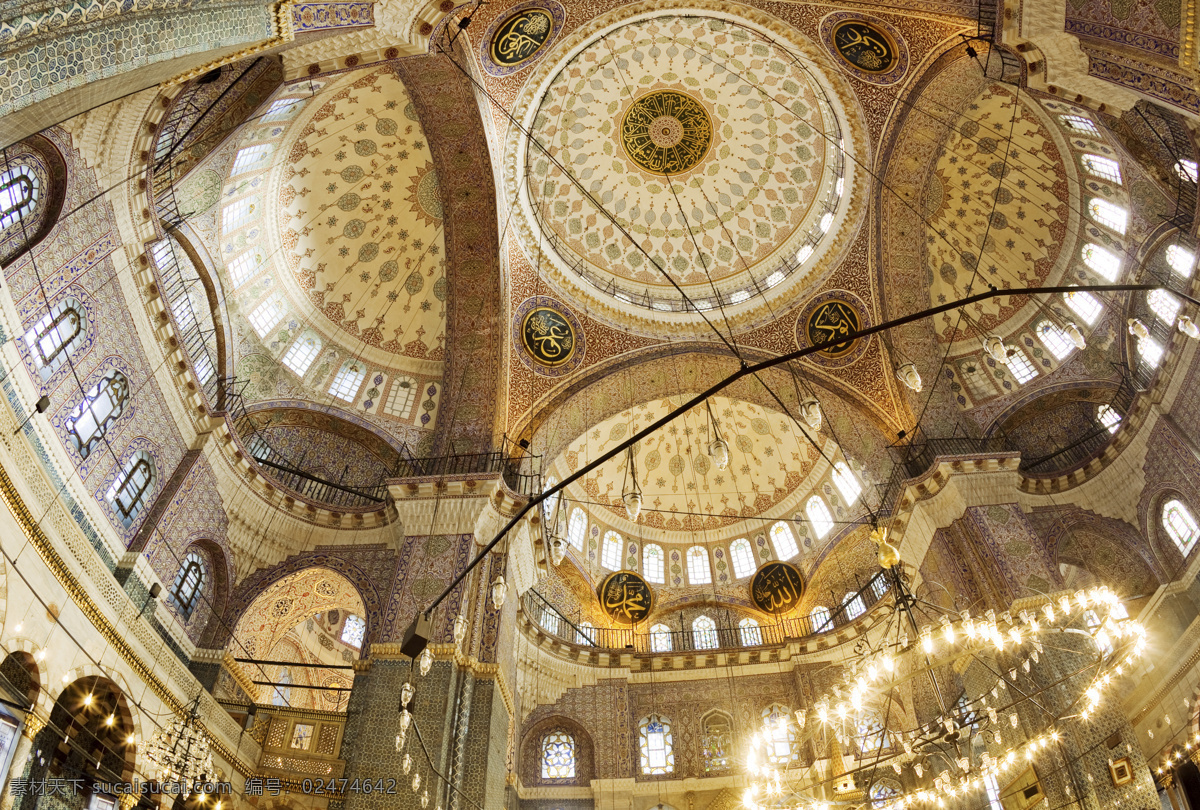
xmin=522 ymin=570 xmax=892 ymax=653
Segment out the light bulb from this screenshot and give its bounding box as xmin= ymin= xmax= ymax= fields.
xmin=419 ymin=646 xmax=433 ymax=676
xmin=1128 ymin=318 xmax=1150 ymax=340
xmin=412 ymin=772 xmax=421 ymax=791
xmin=709 ymin=437 xmax=730 ymax=470
xmin=941 ymin=616 xmax=955 ymax=644
xmin=1179 ymin=315 xmax=1200 ymax=339
xmin=491 ymin=575 xmax=507 ymax=609
xmin=421 ymin=790 xmax=429 ymax=808
xmin=400 ymin=709 xmax=412 ymax=733
xmin=920 ymin=625 xmax=934 ymax=653
xmin=401 ymin=682 xmax=415 ymax=707
xmin=623 ymin=490 xmax=642 ymax=522
xmin=453 ymin=614 xmax=467 ymax=645
xmin=896 ymin=362 xmax=923 ymax=392
xmin=403 ymin=753 xmax=412 ymax=774
xmin=799 ymin=398 xmax=822 ymax=431
xmin=1064 ymin=322 xmax=1087 ymax=349
xmin=13 ymin=623 xmax=21 ymax=634
xmin=105 ymin=715 xmax=114 ymax=726
xmin=550 ymin=537 xmax=566 ymax=566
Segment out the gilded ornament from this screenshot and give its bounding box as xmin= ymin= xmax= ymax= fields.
xmin=490 ymin=8 xmax=555 ymax=67
xmin=521 ymin=306 xmax=576 ymax=366
xmin=806 ymin=299 xmax=862 ymax=357
xmin=749 ymin=561 xmax=805 ymax=615
xmin=620 ymin=90 xmax=713 ymax=175
xmin=597 ymin=571 xmax=654 ymax=624
xmin=831 ymin=20 xmax=896 ymax=72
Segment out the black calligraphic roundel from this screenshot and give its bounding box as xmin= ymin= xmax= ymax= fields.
xmin=620 ymin=90 xmax=713 ymax=175
xmin=489 ymin=8 xmax=556 ymax=68
xmin=521 ymin=306 xmax=576 ymax=366
xmin=749 ymin=561 xmax=806 ymax=615
xmin=832 ymin=20 xmax=897 ymax=73
xmin=598 ymin=571 xmax=654 ymax=624
xmin=806 ymin=298 xmax=862 ymax=357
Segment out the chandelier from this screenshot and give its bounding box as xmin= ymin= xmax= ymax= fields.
xmin=142 ymin=696 xmax=216 ymax=786
xmin=742 ymin=553 xmax=1146 ymax=810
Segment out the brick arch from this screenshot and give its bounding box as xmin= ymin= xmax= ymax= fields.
xmin=1139 ymin=485 xmax=1200 ymax=576
xmin=519 ymin=714 xmax=595 ymax=787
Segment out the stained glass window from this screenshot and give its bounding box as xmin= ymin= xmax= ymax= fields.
xmin=642 ymin=543 xmax=664 ymax=583
xmin=385 ymin=376 xmax=417 ymax=418
xmin=1163 ymin=499 xmax=1199 ymax=555
xmin=601 ymin=531 xmax=622 ymax=570
xmin=575 ymin=621 xmax=596 ymax=646
xmin=170 ymin=551 xmax=205 ymax=618
xmin=1005 ymin=348 xmax=1039 ymax=384
xmin=542 ymin=476 xmax=560 ymax=525
xmin=739 ymin=617 xmax=763 ymax=646
xmin=649 ymin=623 xmax=672 ymax=652
xmin=67 ymin=370 xmax=128 ymax=459
xmin=870 ymin=779 xmax=902 ymax=807
xmin=1060 ymin=114 xmax=1099 ymax=134
xmin=231 ymin=145 xmax=271 ymax=175
xmin=567 ymin=509 xmax=587 ymax=551
xmin=106 ymin=452 xmax=155 ymax=526
xmin=272 ymin=668 xmax=291 ymax=706
xmin=811 ymin=605 xmax=831 ymax=632
xmin=541 ymin=731 xmax=575 ymax=779
xmin=282 ymin=335 xmax=321 ymax=377
xmin=687 ymin=546 xmax=711 ymax=584
xmin=702 ymin=713 xmax=732 ymax=772
xmin=227 ymin=252 xmax=260 ymax=286
xmin=1167 ymin=244 xmax=1196 ymax=277
xmin=1097 ymin=404 xmax=1121 ymax=433
xmin=1138 ymin=336 xmax=1164 ymax=367
xmin=833 ymin=462 xmax=862 ymax=503
xmin=729 ymin=538 xmax=755 ymax=578
xmin=762 ymin=704 xmax=795 ymax=763
xmin=25 ymin=298 xmax=84 ymax=376
xmin=807 ymin=496 xmax=834 ymax=539
xmin=1176 ymin=159 xmax=1199 ymax=184
xmin=1081 ymin=243 xmax=1121 ymax=281
xmin=639 ymin=715 xmax=674 ymax=774
xmin=0 ymin=165 xmax=38 ymax=230
xmin=693 ymin=615 xmax=718 ymax=650
xmin=290 ymin=724 xmax=313 ymax=750
xmin=1037 ymin=321 xmax=1075 ymax=360
xmin=1088 ymin=198 xmax=1127 ymax=234
xmin=1149 ymin=289 xmax=1181 ymax=324
xmin=771 ymin=521 xmax=799 ymax=559
xmin=249 ymin=298 xmax=286 ymax=337
xmin=329 ymin=362 xmax=366 ymax=401
xmin=1082 ymin=154 xmax=1122 ymax=184
xmin=1064 ymin=289 xmax=1103 ymax=325
xmin=341 ymin=614 xmax=365 ymax=648
xmin=856 ymin=711 xmax=885 ymax=753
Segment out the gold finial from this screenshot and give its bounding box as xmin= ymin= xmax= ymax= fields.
xmin=871 ymin=525 xmax=900 ymax=569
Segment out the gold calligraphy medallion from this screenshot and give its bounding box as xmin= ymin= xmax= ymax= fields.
xmin=749 ymin=561 xmax=806 ymax=615
xmin=521 ymin=306 xmax=576 ymax=367
xmin=620 ymin=90 xmax=713 ymax=175
xmin=489 ymin=8 xmax=555 ymax=68
xmin=831 ymin=20 xmax=896 ymax=73
xmin=805 ymin=298 xmax=862 ymax=357
xmin=598 ymin=571 xmax=654 ymax=624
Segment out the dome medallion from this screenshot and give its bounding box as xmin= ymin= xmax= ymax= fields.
xmin=505 ymin=2 xmax=868 ymax=331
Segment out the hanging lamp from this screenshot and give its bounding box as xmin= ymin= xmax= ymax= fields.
xmin=894 ymin=363 xmax=922 ymax=392
xmin=622 ymin=446 xmax=643 ymax=522
xmin=705 ymin=400 xmax=730 ymax=470
xmin=799 ymin=397 xmax=822 ymax=431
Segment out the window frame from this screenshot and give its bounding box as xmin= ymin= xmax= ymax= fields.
xmin=567 ymin=509 xmax=587 ymax=551
xmin=25 ymin=298 xmax=84 ymax=375
xmin=540 ymin=730 xmax=577 ymax=779
xmin=1163 ymin=499 xmax=1199 ymax=556
xmin=1036 ymin=321 xmax=1075 ymax=360
xmin=1082 ymin=154 xmax=1122 ymax=184
xmin=642 ymin=542 xmax=664 ymax=583
xmin=107 ymin=453 xmax=155 ymax=526
xmin=692 ymin=615 xmax=718 ymax=650
xmin=0 ymin=165 xmax=39 ymax=229
xmin=806 ymin=496 xmax=835 ymax=539
xmin=729 ymin=538 xmax=755 ymax=579
xmin=639 ymin=715 xmax=674 ymax=775
xmin=67 ymin=370 xmax=129 ymax=459
xmin=686 ymin=545 xmax=712 ymax=584
xmin=170 ymin=551 xmax=205 ymax=619
xmin=340 ymin=614 xmax=366 ymax=648
xmin=1087 ymin=198 xmax=1127 ymax=234
xmin=738 ymin=617 xmax=763 ymax=646
xmin=1005 ymin=348 xmax=1039 ymax=384
xmin=771 ymin=521 xmax=799 ymax=559
xmin=282 ymin=335 xmax=321 ymax=377
xmin=600 ymin=531 xmax=623 ymax=571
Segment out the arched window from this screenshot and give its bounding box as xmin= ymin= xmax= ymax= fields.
xmin=1082 ymin=154 xmax=1122 ymax=184
xmin=1081 ymin=243 xmax=1121 ymax=281
xmin=1138 ymin=336 xmax=1165 ymax=367
xmin=1088 ymin=198 xmax=1127 ymax=234
xmin=341 ymin=614 xmax=366 ymax=648
xmin=601 ymin=531 xmax=622 ymax=570
xmin=761 ymin=704 xmax=795 ymax=763
xmin=1097 ymin=404 xmax=1122 ymax=433
xmin=329 ymin=361 xmax=366 ymax=401
xmin=385 ymin=376 xmax=418 ymax=418
xmin=542 ymin=476 xmax=560 ymax=525
xmin=811 ymin=605 xmax=831 ymax=632
xmin=169 ymin=551 xmax=205 ymax=619
xmin=0 ymin=165 xmax=39 ymax=229
xmin=870 ymin=779 xmax=902 ymax=807
xmin=739 ymin=617 xmax=763 ymax=646
xmin=541 ymin=731 xmax=576 ymax=779
xmin=1163 ymin=499 xmax=1199 ymax=555
xmin=833 ymin=462 xmax=862 ymax=504
xmin=686 ymin=546 xmax=711 ymax=584
xmin=576 ymin=621 xmax=596 ymax=646
xmin=649 ymin=623 xmax=672 ymax=652
xmin=1167 ymin=244 xmax=1196 ymax=277
xmin=1063 ymin=288 xmax=1103 ymax=325
xmin=67 ymin=370 xmax=129 ymax=459
xmin=249 ymin=298 xmax=286 ymax=338
xmin=857 ymin=710 xmax=885 ymax=753
xmin=702 ymin=713 xmax=732 ymax=772
xmin=231 ymin=144 xmax=271 ymax=175
xmin=842 ymin=590 xmax=866 ymax=620
xmin=567 ymin=508 xmax=587 ymax=551
xmin=693 ymin=615 xmax=718 ymax=650
xmin=1005 ymin=348 xmax=1039 ymax=384
xmin=638 ymin=715 xmax=674 ymax=774
xmin=227 ymin=251 xmax=261 ymax=287
xmin=106 ymin=451 xmax=156 ymax=527
xmin=771 ymin=521 xmax=799 ymax=559
xmin=539 ymin=609 xmax=559 ymax=636
xmin=642 ymin=543 xmax=664 ymax=583
xmin=1148 ymin=289 xmax=1182 ymax=324
xmin=806 ymin=496 xmax=834 ymax=539
xmin=25 ymin=298 xmax=85 ymax=376
xmin=271 ymin=668 xmax=291 ymax=706
xmin=1177 ymin=159 xmax=1199 ymax=183
xmin=729 ymin=538 xmax=755 ymax=578
xmin=1037 ymin=321 xmax=1075 ymax=360
xmin=1060 ymin=114 xmax=1099 ymax=134
xmin=282 ymin=335 xmax=321 ymax=377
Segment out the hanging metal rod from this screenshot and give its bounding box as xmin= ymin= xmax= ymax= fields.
xmin=233 ymin=656 xmax=356 ymax=670
xmin=406 ymin=282 xmax=1189 ymax=637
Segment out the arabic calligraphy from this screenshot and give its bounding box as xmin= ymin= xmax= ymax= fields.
xmin=489 ymin=8 xmax=554 ymax=67
xmin=806 ymin=299 xmax=862 ymax=357
xmin=832 ymin=21 xmax=895 ymax=72
xmin=598 ymin=571 xmax=654 ymax=624
xmin=620 ymin=90 xmax=713 ymax=175
xmin=522 ymin=306 xmax=576 ymax=366
xmin=749 ymin=561 xmax=805 ymax=615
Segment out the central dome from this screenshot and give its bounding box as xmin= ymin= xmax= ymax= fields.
xmin=510 ymin=8 xmax=861 ymax=316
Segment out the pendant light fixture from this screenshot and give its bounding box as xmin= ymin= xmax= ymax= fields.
xmin=1127 ymin=318 xmax=1150 ymax=340
xmin=894 ymin=362 xmax=922 ymax=392
xmin=491 ymin=575 xmax=507 ymax=609
xmin=1064 ymin=321 xmax=1087 ymax=349
xmin=453 ymin=613 xmax=467 ymax=646
xmin=799 ymin=397 xmax=822 ymax=432
xmin=622 ymin=446 xmax=642 ymax=522
xmin=982 ymin=335 xmax=1010 ymax=365
xmin=705 ymin=400 xmax=730 ymax=470
xmin=1179 ymin=315 xmax=1200 ymax=339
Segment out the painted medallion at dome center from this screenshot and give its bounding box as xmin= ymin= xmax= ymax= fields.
xmin=525 ymin=15 xmax=839 ymax=298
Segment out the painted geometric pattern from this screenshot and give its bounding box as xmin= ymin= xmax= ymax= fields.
xmin=292 ymin=1 xmax=373 ymax=31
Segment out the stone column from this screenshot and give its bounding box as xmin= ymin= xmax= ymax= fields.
xmin=0 ymin=716 xmax=44 ymax=810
